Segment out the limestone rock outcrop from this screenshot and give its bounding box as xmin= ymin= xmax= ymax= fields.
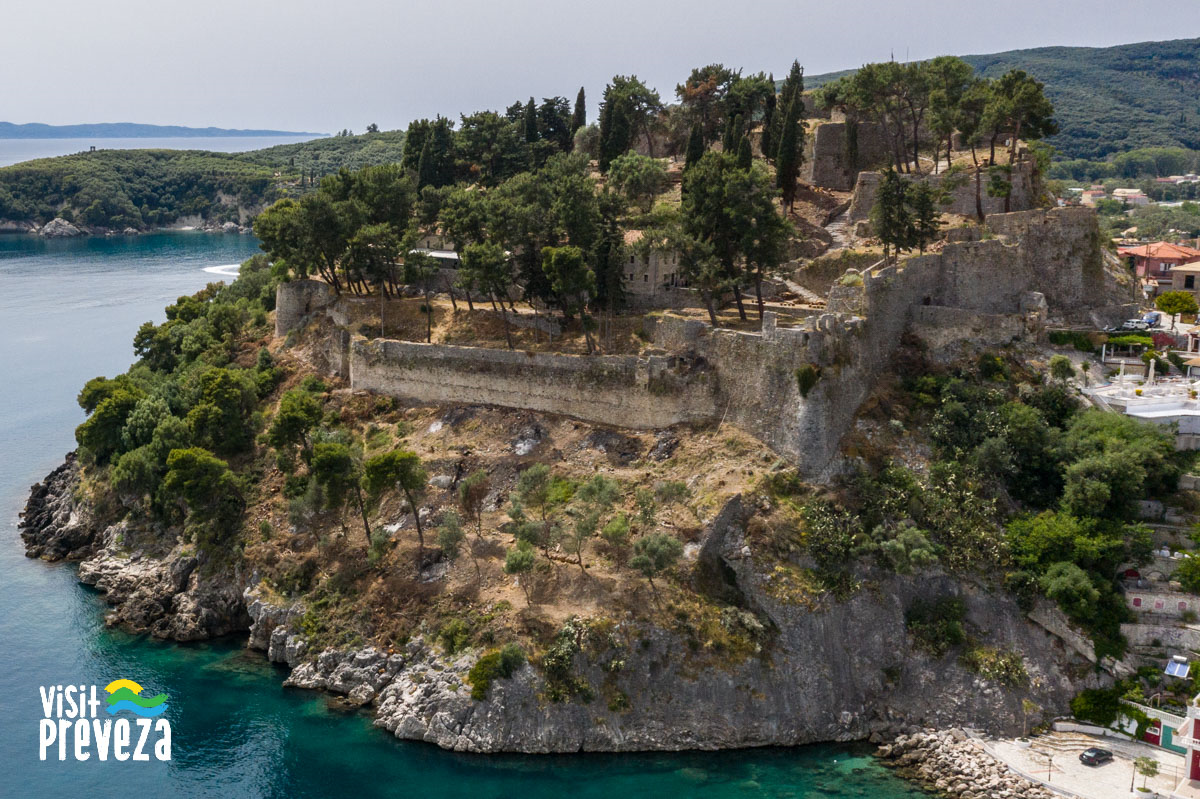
xmin=38 ymin=218 xmax=84 ymax=238
xmin=20 ymin=455 xmax=250 ymax=640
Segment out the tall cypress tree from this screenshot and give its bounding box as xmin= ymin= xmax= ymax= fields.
xmin=572 ymin=87 xmax=586 ymax=134
xmin=416 ymin=139 xmax=435 ymax=189
xmin=780 ymin=60 xmax=804 ymax=116
xmin=597 ymin=97 xmax=614 ymax=167
xmin=600 ymin=98 xmax=632 ymax=172
xmin=736 ymin=136 xmax=753 ymax=170
xmin=761 ymin=91 xmax=777 ymax=160
xmin=776 ymin=99 xmax=801 ymax=212
xmin=685 ymin=122 xmax=705 ymax=170
xmin=722 ymin=114 xmax=744 ymax=153
xmin=524 ymin=97 xmax=538 ymax=144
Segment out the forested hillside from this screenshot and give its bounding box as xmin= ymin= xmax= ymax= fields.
xmin=810 ymin=37 xmax=1200 ymax=160
xmin=0 ymin=131 xmax=405 ymax=230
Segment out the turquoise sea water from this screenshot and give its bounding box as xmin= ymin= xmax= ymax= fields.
xmin=0 ymin=232 xmax=931 ymax=799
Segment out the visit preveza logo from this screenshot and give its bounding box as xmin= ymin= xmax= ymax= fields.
xmin=39 ymin=679 xmax=172 ymax=761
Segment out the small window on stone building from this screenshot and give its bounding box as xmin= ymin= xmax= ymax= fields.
xmin=1156 ymin=600 xmax=1165 ymax=610
xmin=643 ymin=274 xmax=648 ymax=282
xmin=629 ymin=255 xmax=635 ymax=264
xmin=1133 ymin=597 xmax=1142 ymax=607
xmin=1187 ymin=275 xmax=1195 ymax=289
xmin=1181 ymin=601 xmax=1189 ymax=611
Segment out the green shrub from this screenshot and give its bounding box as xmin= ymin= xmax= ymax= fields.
xmin=1048 ymin=330 xmax=1096 ymax=352
xmin=653 ymin=480 xmax=690 ymax=504
xmin=961 ymin=646 xmax=1028 ymax=686
xmin=905 ymin=597 xmax=967 ymax=656
xmin=1070 ymin=687 xmax=1121 ymax=726
xmin=795 ymin=364 xmax=821 ymax=398
xmin=467 ymin=643 xmax=526 ymax=700
xmin=300 ymin=375 xmax=328 ymax=393
xmin=437 ymin=618 xmax=471 ymax=654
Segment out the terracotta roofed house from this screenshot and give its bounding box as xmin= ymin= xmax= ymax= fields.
xmin=1119 ymin=241 xmax=1200 ymax=295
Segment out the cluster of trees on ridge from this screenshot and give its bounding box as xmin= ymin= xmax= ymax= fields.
xmin=255 ymin=65 xmax=812 ymax=343
xmin=0 ymin=132 xmax=405 ymax=229
xmin=815 ymin=59 xmax=1056 ymax=175
xmin=809 ymin=38 xmax=1200 ymax=161
xmin=256 ymin=57 xmax=1057 ymax=340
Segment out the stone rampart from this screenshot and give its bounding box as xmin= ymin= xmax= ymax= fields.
xmin=802 ymin=120 xmax=891 ymax=191
xmin=348 ymin=339 xmax=719 ymax=430
xmin=847 ymin=159 xmax=1037 ymax=224
xmin=275 ymin=279 xmax=337 ymax=337
xmin=278 ymin=207 xmax=1132 ymax=479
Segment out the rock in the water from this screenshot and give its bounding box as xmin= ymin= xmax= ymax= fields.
xmin=38 ymin=218 xmax=84 ymax=238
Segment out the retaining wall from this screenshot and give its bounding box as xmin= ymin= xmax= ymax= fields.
xmin=348 ymin=339 xmax=719 ymax=430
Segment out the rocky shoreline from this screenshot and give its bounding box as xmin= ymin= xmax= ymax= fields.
xmin=878 ymin=729 xmax=1056 ymax=799
xmin=20 ymin=452 xmax=1109 ymax=756
xmin=0 ymin=216 xmax=254 ymax=238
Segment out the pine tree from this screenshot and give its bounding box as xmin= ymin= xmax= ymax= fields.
xmin=572 ymin=87 xmax=586 ymax=134
xmin=870 ymin=169 xmax=915 ymax=261
xmin=736 ymin=136 xmax=753 ymax=170
xmin=684 ymin=123 xmax=705 ymax=171
xmin=524 ymin=97 xmax=538 ymax=144
xmin=761 ymin=91 xmax=777 ymax=160
xmin=776 ymin=99 xmax=801 ymax=212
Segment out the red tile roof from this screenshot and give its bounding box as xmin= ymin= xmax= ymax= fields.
xmin=1119 ymin=241 xmax=1200 ymax=260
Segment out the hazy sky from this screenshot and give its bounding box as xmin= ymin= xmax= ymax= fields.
xmin=4 ymin=0 xmax=1197 ymax=134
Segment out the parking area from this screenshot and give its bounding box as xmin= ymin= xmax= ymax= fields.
xmin=987 ymin=731 xmax=1184 ymax=799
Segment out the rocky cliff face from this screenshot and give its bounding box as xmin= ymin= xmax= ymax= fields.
xmin=255 ymin=496 xmax=1110 ymax=754
xmin=21 ymin=455 xmax=1109 ymax=753
xmin=20 ymin=455 xmax=249 ymax=640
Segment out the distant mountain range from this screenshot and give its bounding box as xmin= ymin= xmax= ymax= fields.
xmin=808 ymin=37 xmax=1200 ymax=161
xmin=0 ymin=122 xmax=327 ymax=139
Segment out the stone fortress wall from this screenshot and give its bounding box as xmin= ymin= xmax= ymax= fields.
xmin=276 ymin=208 xmax=1136 ymax=478
xmin=801 ymin=120 xmax=892 ymax=191
xmin=846 ymin=158 xmax=1039 ymax=223
xmin=348 ymin=339 xmax=719 ymax=430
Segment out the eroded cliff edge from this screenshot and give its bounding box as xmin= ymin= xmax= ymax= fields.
xmin=21 ymin=459 xmax=1108 ymax=753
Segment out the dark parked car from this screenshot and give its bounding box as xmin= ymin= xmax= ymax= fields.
xmin=1079 ymin=748 xmax=1113 ymax=766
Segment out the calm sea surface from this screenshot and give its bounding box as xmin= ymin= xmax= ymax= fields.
xmin=0 ymin=232 xmax=931 ymax=798
xmin=0 ymin=136 xmax=321 ymax=167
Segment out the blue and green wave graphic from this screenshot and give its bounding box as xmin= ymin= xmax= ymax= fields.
xmin=104 ymin=679 xmax=169 ymax=717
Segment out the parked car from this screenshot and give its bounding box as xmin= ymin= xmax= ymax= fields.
xmin=1105 ymin=319 xmax=1151 ymax=332
xmin=1079 ymin=747 xmax=1113 ymax=766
